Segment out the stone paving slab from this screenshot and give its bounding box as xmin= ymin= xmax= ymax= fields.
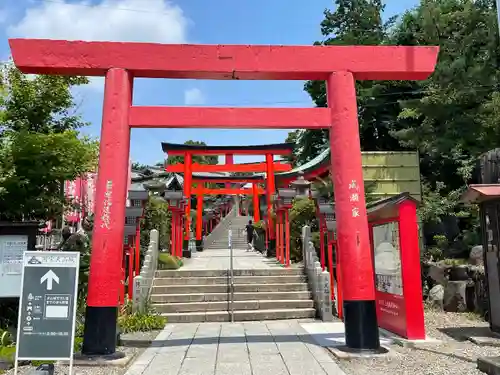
xmin=182 ymin=248 xmax=284 ymax=270
xmin=123 ymin=320 xmax=347 ymax=375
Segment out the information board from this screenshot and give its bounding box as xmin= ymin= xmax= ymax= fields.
xmin=15 ymin=251 xmax=79 ymax=364
xmin=372 ymin=222 xmax=407 ymax=337
xmin=0 ymin=235 xmax=28 ymax=298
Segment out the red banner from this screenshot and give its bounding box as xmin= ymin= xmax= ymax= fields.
xmin=375 ymin=290 xmax=407 ymax=337
xmin=64 ymin=178 xmax=82 ymax=223
xmin=64 ymin=173 xmax=97 ymax=223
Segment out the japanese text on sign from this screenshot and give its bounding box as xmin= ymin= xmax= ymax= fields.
xmin=348 ymin=180 xmax=360 ymax=218
xmin=17 ymin=251 xmax=79 ymax=362
xmin=101 ymin=180 xmax=113 ymax=229
xmin=1 ymin=236 xmax=27 ymax=275
xmin=377 ymin=298 xmax=400 ymax=316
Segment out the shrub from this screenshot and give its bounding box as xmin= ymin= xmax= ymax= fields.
xmin=118 ymin=313 xmax=166 ymax=333
xmin=0 ymin=331 xmax=11 ymax=347
xmin=289 ymin=197 xmax=318 ymax=261
xmin=141 ymin=197 xmax=171 ymax=251
xmin=158 ymin=253 xmax=182 ymax=270
xmin=118 ymin=300 xmax=166 ymax=333
xmin=0 ymin=345 xmax=15 ymax=364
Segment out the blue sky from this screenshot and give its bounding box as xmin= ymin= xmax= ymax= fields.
xmin=0 ymin=0 xmax=419 ymax=165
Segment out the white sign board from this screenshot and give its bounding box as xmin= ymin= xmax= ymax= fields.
xmin=0 ymin=235 xmax=27 ymax=298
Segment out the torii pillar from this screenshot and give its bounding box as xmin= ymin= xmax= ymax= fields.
xmin=265 ymin=154 xmax=276 ymax=251
xmin=225 ymin=154 xmax=233 ymax=189
xmin=252 ymin=183 xmax=260 ymax=222
xmin=328 ymin=71 xmax=378 ymax=350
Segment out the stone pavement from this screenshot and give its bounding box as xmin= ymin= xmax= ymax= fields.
xmin=183 ymin=248 xmax=290 ymax=270
xmin=124 ymin=320 xmax=346 ymax=375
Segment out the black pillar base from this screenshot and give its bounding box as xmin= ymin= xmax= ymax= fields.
xmin=266 ymin=239 xmax=276 ymax=258
xmin=196 ymin=239 xmax=203 ymax=252
xmin=343 ymin=300 xmax=380 ymax=352
xmin=82 ymin=306 xmax=118 ymax=355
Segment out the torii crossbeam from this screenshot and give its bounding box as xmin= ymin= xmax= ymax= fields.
xmin=9 ymin=38 xmax=438 ymax=356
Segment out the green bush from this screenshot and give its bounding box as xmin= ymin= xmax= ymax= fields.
xmin=118 ymin=300 xmax=166 ymax=333
xmin=158 ymin=253 xmax=182 ymax=270
xmin=0 ymin=331 xmax=11 ymax=347
xmin=141 ymin=197 xmax=171 ymax=251
xmin=118 ymin=313 xmax=166 ymax=333
xmin=0 ymin=345 xmax=15 ymax=364
xmin=289 ymin=197 xmax=318 ymax=261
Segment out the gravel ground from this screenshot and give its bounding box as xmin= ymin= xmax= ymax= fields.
xmin=337 ymin=309 xmax=498 ymax=375
xmin=4 ymin=330 xmax=161 ymax=375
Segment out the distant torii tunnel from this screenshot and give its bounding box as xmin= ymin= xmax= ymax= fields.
xmin=161 ymin=141 xmax=294 ymax=242
xmin=9 ymin=38 xmax=438 ymax=355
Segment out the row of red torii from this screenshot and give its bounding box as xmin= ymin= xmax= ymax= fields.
xmin=9 ymin=38 xmax=439 ymax=356
xmin=160 ymin=142 xmax=296 ymax=258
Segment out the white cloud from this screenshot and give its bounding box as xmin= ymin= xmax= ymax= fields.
xmin=184 ymin=88 xmax=205 ymax=105
xmin=7 ymin=0 xmax=190 ymax=91
xmin=8 ymin=0 xmax=189 ymax=43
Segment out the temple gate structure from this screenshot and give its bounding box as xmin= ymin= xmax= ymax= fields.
xmin=162 ymin=142 xmax=293 ymax=250
xmin=9 ymin=38 xmax=438 ymax=355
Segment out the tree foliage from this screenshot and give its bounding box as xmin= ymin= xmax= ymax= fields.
xmin=140 ymin=196 xmax=171 ymax=251
xmin=0 ymin=131 xmax=98 ymax=221
xmin=0 ymin=63 xmax=97 ymax=221
xmin=296 ymin=0 xmax=401 ymax=165
xmin=166 ymin=140 xmax=218 ymax=165
xmin=294 ymin=0 xmax=500 ymax=242
xmin=0 ymin=64 xmax=89 ymax=135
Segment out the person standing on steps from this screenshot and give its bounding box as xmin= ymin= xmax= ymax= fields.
xmin=245 ymin=220 xmax=256 ymax=251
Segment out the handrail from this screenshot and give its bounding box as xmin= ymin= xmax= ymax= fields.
xmin=228 ymin=229 xmax=235 ymax=322
xmin=132 ymin=229 xmax=159 ymax=313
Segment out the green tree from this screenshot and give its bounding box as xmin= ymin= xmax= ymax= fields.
xmin=296 ymin=0 xmax=402 ymax=165
xmin=166 ymin=140 xmax=218 ymax=165
xmin=390 ymin=0 xmax=500 ymax=193
xmin=300 ymin=0 xmax=500 ymax=230
xmin=0 ymin=131 xmax=98 ymax=221
xmin=0 ymin=63 xmax=98 ymax=221
xmin=1 ymin=63 xmax=89 ymax=134
xmin=140 ymin=196 xmax=171 ymax=251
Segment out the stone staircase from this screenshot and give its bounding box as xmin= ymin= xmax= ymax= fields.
xmin=204 ymin=215 xmax=253 ymax=250
xmin=151 ymin=267 xmax=316 ymax=322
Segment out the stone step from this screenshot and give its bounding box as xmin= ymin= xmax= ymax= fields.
xmin=151 ymin=291 xmax=312 ymax=303
xmin=155 ymin=268 xmax=304 ymax=278
xmin=154 ymin=275 xmax=306 ymax=286
xmin=152 ymin=282 xmax=308 ymax=294
xmin=205 ymin=244 xmax=248 ymax=248
xmin=162 ymin=308 xmax=316 ymax=323
xmin=153 ymin=299 xmax=314 ymax=313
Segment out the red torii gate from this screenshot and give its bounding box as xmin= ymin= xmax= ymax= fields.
xmin=162 ymin=142 xmax=293 ymax=242
xmin=190 ymin=174 xmax=267 ymax=235
xmin=9 ymin=38 xmax=438 ymax=355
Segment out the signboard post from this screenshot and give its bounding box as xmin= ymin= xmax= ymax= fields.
xmin=15 ymin=251 xmax=80 ymax=375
